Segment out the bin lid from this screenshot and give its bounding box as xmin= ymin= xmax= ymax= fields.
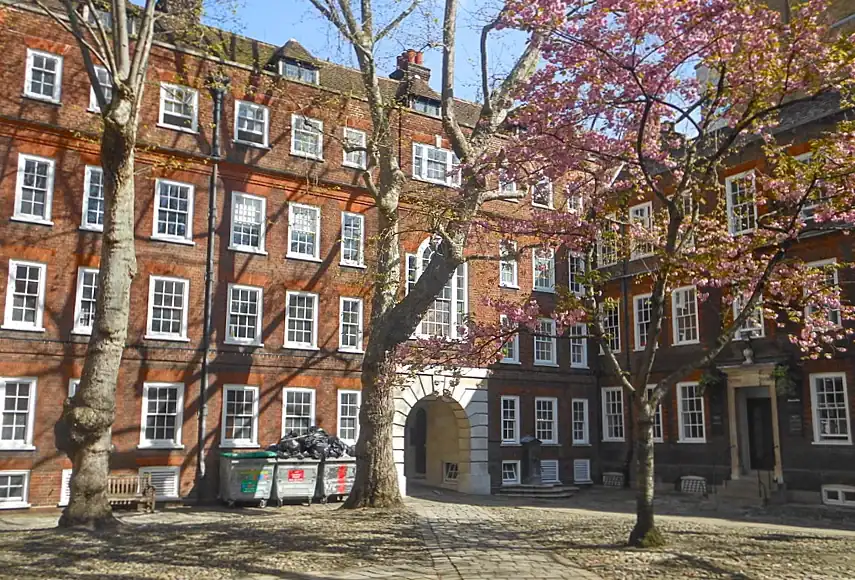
xmin=220 ymin=450 xmax=278 ymax=459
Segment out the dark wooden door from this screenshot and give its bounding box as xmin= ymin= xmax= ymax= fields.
xmin=412 ymin=407 xmax=427 ymax=476
xmin=747 ymin=398 xmax=775 ymax=471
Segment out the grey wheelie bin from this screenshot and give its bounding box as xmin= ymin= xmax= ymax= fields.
xmin=219 ymin=450 xmax=277 ymax=507
xmin=272 ymin=459 xmax=320 ymax=506
xmin=319 ymin=458 xmax=356 ymax=503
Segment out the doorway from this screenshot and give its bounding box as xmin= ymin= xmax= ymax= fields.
xmin=746 ymin=398 xmax=775 ymax=471
xmin=411 ymin=407 xmax=427 ymax=477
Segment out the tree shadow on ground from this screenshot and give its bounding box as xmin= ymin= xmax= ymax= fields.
xmin=0 ymin=506 xmax=428 ymax=580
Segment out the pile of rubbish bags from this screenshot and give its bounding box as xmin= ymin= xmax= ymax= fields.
xmin=267 ymin=426 xmax=355 ymax=460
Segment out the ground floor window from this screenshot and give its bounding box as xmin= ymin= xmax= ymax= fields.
xmin=822 ymin=485 xmax=855 ymax=507
xmin=0 ymin=471 xmax=29 ymax=509
xmin=501 ymin=460 xmax=520 ymax=485
xmin=443 ymin=462 xmax=459 ymax=483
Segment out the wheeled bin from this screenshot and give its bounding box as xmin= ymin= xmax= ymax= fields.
xmin=319 ymin=458 xmax=356 ymax=503
xmin=272 ymin=459 xmax=320 ymax=506
xmin=219 ymin=450 xmax=277 ymax=507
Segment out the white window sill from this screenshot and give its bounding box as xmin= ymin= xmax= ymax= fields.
xmin=534 ymin=361 xmax=560 ymax=367
xmin=286 ymin=253 xmax=322 ymax=263
xmin=572 ymin=442 xmax=591 ymax=447
xmin=673 ymin=340 xmax=700 ymax=346
xmin=342 ymin=162 xmax=367 ymax=170
xmin=602 ymin=438 xmax=625 ymax=443
xmin=71 ymin=328 xmax=93 ymax=336
xmin=137 ymin=443 xmax=185 ymax=450
xmin=290 ymin=151 xmax=324 ymax=162
xmin=531 ymin=204 xmax=554 ymax=210
xmin=283 ymin=344 xmax=320 ymax=351
xmin=156 ymin=122 xmax=198 ymax=134
xmin=234 ymin=139 xmax=270 ymax=149
xmin=10 ymin=215 xmax=53 ymax=226
xmin=144 ymin=334 xmax=191 ymax=343
xmin=228 ymin=245 xmax=268 ymax=256
xmin=0 ymin=445 xmax=36 ymax=451
xmin=0 ymin=502 xmax=31 ymax=510
xmin=630 ymin=254 xmax=655 ymax=260
xmin=533 ymin=287 xmax=556 ymax=294
xmin=501 ymin=481 xmax=521 ymax=487
xmin=219 ymin=443 xmax=260 ymax=449
xmin=340 ymin=261 xmax=367 ymax=269
xmin=812 ymin=440 xmax=853 ymax=446
xmin=79 ymin=224 xmax=103 ymax=233
xmin=499 ymin=283 xmax=520 ymax=290
xmin=87 ymin=107 xmax=102 ymax=114
xmin=338 ymin=348 xmax=364 ymax=354
xmin=653 ymin=439 xmax=665 ymax=444
xmin=734 ymin=334 xmax=765 ymax=341
xmin=22 ymin=93 xmax=60 ymax=105
xmin=501 ymin=442 xmax=521 ymax=447
xmin=150 ymin=235 xmax=195 ymax=246
xmin=677 ymin=439 xmax=706 ymax=444
xmin=224 ymin=339 xmax=264 ymax=347
xmin=500 ymin=360 xmax=521 ymax=365
xmin=0 ymin=325 xmax=45 ymax=333
xmin=570 ymin=364 xmax=589 ymax=370
xmin=541 ymin=442 xmax=560 ymax=446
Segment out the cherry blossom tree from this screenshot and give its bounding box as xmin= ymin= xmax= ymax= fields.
xmin=432 ymin=0 xmax=855 ymax=546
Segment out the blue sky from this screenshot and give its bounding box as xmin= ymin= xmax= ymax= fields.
xmin=223 ymin=0 xmax=527 ymax=102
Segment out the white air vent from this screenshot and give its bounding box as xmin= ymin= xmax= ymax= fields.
xmin=822 ymin=485 xmax=855 ymax=507
xmin=139 ymin=466 xmax=180 ymax=499
xmin=573 ymin=459 xmax=592 ymax=484
xmin=58 ymin=468 xmax=72 ymax=506
xmin=541 ymin=460 xmax=560 ymax=484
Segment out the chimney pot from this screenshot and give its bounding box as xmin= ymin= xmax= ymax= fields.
xmin=414 ymin=51 xmax=424 ymax=65
xmin=405 ymin=49 xmax=417 ymax=63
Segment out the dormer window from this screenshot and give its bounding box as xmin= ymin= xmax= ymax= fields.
xmin=281 ymin=59 xmax=318 ymax=85
xmin=413 ymin=97 xmax=441 ymax=117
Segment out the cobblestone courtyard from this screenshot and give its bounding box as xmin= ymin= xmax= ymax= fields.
xmin=1 ymin=488 xmax=854 ymax=579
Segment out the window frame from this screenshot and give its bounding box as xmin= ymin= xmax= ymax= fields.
xmin=290 ymin=114 xmax=324 ymax=160
xmin=412 ymin=142 xmax=460 ymax=187
xmin=225 ymin=283 xmax=263 ymax=346
xmin=81 ymin=165 xmax=105 ymax=232
xmin=601 ymin=304 xmax=621 ymax=353
xmin=220 ymin=384 xmax=260 ymax=448
xmin=733 ymin=293 xmax=765 ymax=340
xmin=287 ymin=202 xmax=322 ymax=262
xmin=810 ymin=372 xmax=851 ymax=445
xmin=2 ymin=260 xmax=47 ymax=332
xmin=805 ymin=259 xmax=841 ymax=327
xmin=145 ymin=275 xmax=190 ymax=342
xmin=676 ymin=381 xmax=706 ymax=443
xmin=534 ymin=396 xmax=559 ymax=444
xmin=571 ymin=398 xmax=589 ymax=445
xmin=342 ymin=127 xmax=367 ymax=169
xmin=337 ymin=389 xmax=361 ymax=445
xmin=634 ymin=293 xmax=652 ymax=351
xmin=602 ymin=386 xmax=625 ymax=442
xmin=13 ymin=153 xmax=55 ymax=225
xmin=280 ymin=59 xmax=319 ymax=84
xmin=530 ymin=177 xmax=554 ymax=209
xmin=0 ymin=378 xmax=37 ymax=450
xmin=725 ymin=169 xmax=757 ymax=236
xmin=72 ymin=266 xmax=99 ymax=335
xmin=284 ymin=290 xmax=319 ymax=350
xmin=499 ymin=315 xmax=520 ymax=364
xmin=152 ymin=179 xmax=195 ymax=245
xmin=87 ymin=65 xmax=112 ymax=113
xmin=0 ymin=470 xmax=30 ymax=509
xmin=569 ymin=323 xmax=588 ymax=369
xmin=138 ymin=381 xmax=185 ymax=449
xmin=501 ymin=460 xmax=521 ymax=486
xmin=629 ymin=201 xmax=654 ymax=259
xmin=340 ymin=211 xmax=365 ymax=268
xmin=533 ymin=318 xmax=558 ymax=366
xmin=409 ymin=239 xmax=468 ymax=340
xmin=645 ymin=385 xmax=664 ymax=443
xmin=24 ymin=48 xmax=63 ymax=103
xmin=158 ymin=82 xmax=199 ymax=133
xmin=532 ymin=247 xmax=556 ymax=293
xmin=499 ymin=241 xmax=519 ymax=289
xmin=500 ymin=395 xmax=520 ymax=445
xmin=671 ymin=285 xmax=700 ymax=345
xmin=233 ymin=100 xmax=270 ymax=148
xmin=281 ymin=387 xmax=316 ymax=436
xmin=228 ymin=191 xmax=267 ymax=255
xmin=568 ymin=253 xmax=585 ymax=296
xmin=338 ymin=296 xmax=364 ymax=353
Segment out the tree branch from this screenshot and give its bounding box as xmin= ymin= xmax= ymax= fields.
xmin=375 ymin=0 xmax=422 ymax=43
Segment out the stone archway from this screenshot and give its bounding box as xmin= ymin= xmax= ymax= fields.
xmin=393 ymin=371 xmax=490 ymax=495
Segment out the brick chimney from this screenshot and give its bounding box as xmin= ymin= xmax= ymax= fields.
xmin=390 ymin=49 xmax=430 ymax=82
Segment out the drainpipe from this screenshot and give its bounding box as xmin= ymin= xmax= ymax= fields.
xmin=197 ymin=73 xmax=229 ymax=497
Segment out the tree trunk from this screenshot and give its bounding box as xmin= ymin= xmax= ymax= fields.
xmin=343 ymin=356 xmax=405 ymax=508
xmin=628 ymin=402 xmax=664 ymax=547
xmin=58 ymin=108 xmax=138 ymax=529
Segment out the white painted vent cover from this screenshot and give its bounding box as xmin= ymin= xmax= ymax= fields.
xmin=541 ymin=460 xmax=560 ymax=483
xmin=822 ymin=485 xmax=855 ymax=507
xmin=58 ymin=468 xmax=72 ymax=506
xmin=573 ymin=459 xmax=592 ymax=484
xmin=139 ymin=467 xmax=180 ymax=499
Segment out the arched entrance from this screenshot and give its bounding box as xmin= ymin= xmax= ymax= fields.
xmin=393 ymin=372 xmax=490 ymax=495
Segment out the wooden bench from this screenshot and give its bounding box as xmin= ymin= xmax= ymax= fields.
xmin=107 ymin=473 xmax=156 ymax=512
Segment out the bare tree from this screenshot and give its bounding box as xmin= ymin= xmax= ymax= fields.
xmin=305 ymin=0 xmax=540 ymax=507
xmin=32 ymin=0 xmax=202 ymax=529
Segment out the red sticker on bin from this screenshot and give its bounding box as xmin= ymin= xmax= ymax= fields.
xmin=288 ymin=469 xmax=305 ymax=482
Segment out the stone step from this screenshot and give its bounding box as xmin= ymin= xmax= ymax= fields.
xmin=496 ymin=484 xmax=579 ymax=499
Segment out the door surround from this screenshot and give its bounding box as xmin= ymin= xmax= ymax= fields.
xmin=721 ymin=363 xmax=784 ymax=482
